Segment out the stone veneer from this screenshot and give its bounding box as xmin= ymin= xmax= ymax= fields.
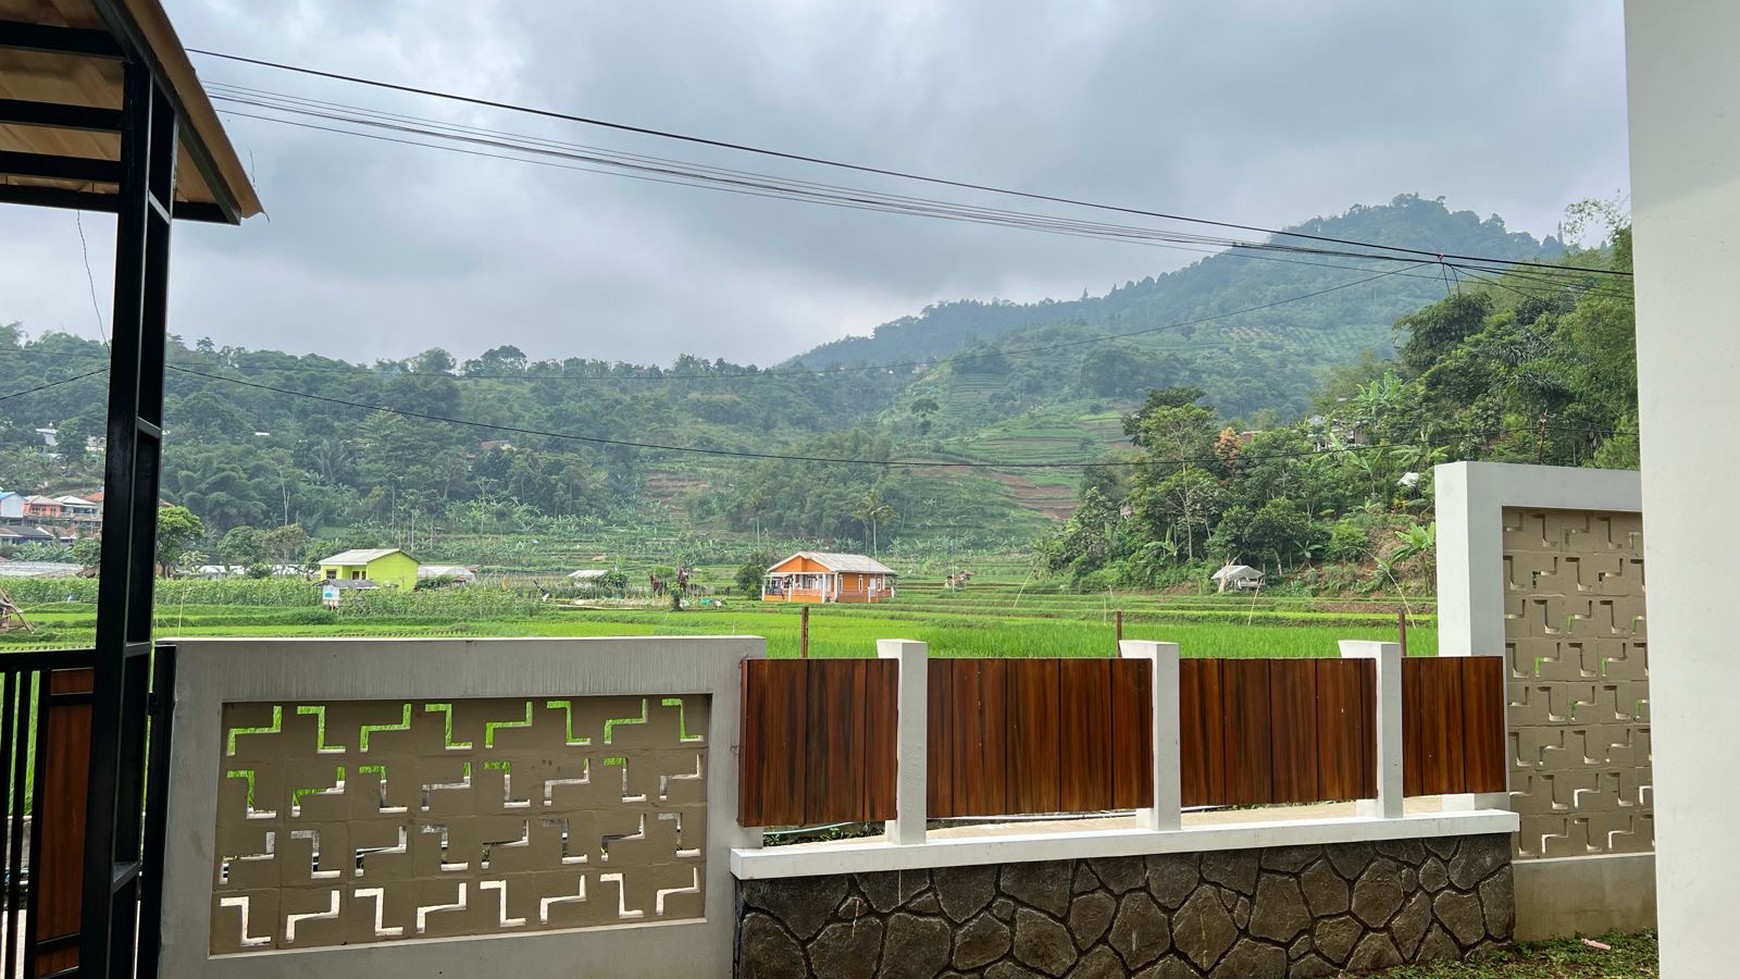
xmin=736 ymin=835 xmax=1514 ymax=978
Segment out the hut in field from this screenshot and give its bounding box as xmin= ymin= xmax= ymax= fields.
xmin=762 ymin=552 xmax=897 ymax=604
xmin=1211 ymin=564 xmax=1265 ymax=592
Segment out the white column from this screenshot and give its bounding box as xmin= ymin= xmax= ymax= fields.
xmin=1119 ymin=640 xmax=1180 ymax=830
xmin=1341 ymin=641 xmax=1403 ymax=819
xmin=878 ymin=639 xmax=928 ymax=845
xmin=1626 ymin=5 xmax=1740 ymax=975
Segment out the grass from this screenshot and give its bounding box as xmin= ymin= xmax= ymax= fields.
xmin=1372 ymin=931 xmax=1655 ymax=977
xmin=1 ymin=579 xmax=1434 ymax=660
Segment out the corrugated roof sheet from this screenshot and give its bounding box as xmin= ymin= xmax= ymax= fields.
xmin=769 ymin=552 xmax=898 ymax=575
xmin=321 ymin=548 xmax=405 ymax=565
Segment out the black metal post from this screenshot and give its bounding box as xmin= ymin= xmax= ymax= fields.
xmin=83 ymin=60 xmax=175 ymax=979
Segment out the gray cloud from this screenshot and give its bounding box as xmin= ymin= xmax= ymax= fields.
xmin=5 ymin=0 xmax=1628 ymax=365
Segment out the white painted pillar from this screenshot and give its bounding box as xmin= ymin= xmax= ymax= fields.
xmin=878 ymin=639 xmax=928 ymax=845
xmin=1341 ymin=641 xmax=1403 ymax=819
xmin=1625 ymin=5 xmax=1740 ymax=974
xmin=1119 ymin=640 xmax=1181 ymax=830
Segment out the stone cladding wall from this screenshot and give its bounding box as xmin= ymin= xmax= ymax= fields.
xmin=736 ymin=835 xmax=1514 ymax=978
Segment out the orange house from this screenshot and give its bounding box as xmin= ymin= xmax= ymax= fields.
xmin=762 ymin=552 xmax=898 ymax=604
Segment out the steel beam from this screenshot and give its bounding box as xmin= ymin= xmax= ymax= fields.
xmin=0 ymin=20 xmax=122 ymax=58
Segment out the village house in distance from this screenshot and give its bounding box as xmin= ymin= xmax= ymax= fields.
xmin=762 ymin=551 xmax=898 ymax=604
xmin=318 ymin=548 xmax=420 ymax=591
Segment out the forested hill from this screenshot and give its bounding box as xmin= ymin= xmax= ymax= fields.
xmin=796 ymin=195 xmax=1562 ymax=406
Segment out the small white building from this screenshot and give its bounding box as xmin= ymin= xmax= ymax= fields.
xmin=418 ymin=564 xmax=477 ymax=586
xmin=1211 ymin=564 xmax=1266 ymax=592
xmin=0 ymin=492 xmax=21 ymax=522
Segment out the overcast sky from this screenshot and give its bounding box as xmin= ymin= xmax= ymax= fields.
xmin=4 ymin=1 xmax=1629 ymax=367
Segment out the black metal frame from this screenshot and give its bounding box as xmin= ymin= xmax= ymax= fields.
xmin=83 ymin=58 xmax=175 ymax=979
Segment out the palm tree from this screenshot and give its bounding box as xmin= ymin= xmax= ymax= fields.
xmin=856 ymin=490 xmax=895 ymax=559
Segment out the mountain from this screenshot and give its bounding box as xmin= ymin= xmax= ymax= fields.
xmin=796 ymin=194 xmax=1561 ymax=417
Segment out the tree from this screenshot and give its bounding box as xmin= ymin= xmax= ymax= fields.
xmin=910 ymin=396 xmax=939 ymax=435
xmin=263 ymin=523 xmax=312 ymax=567
xmin=155 ymin=505 xmax=205 ymax=576
xmin=856 ymin=489 xmax=896 ymax=558
xmin=218 ymin=526 xmax=268 ymax=568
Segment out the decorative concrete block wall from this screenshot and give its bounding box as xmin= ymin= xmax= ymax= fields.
xmin=736 ymin=835 xmax=1513 ymax=979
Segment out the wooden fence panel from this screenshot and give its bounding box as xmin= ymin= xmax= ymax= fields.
xmin=1109 ymin=660 xmax=1153 ymax=810
xmin=1316 ymin=658 xmax=1376 ymax=801
xmin=943 ymin=659 xmax=1012 ymax=817
xmin=738 ymin=659 xmax=807 ymax=826
xmin=1459 ymin=657 xmax=1507 ymax=794
xmin=804 ymin=661 xmax=868 ymax=822
xmin=1179 ymin=659 xmax=1226 ymax=809
xmin=1057 ymin=659 xmax=1112 ymax=812
xmin=1007 ymin=660 xmax=1063 ymax=814
xmin=36 ymin=667 xmax=94 ymax=976
xmin=1220 ymin=660 xmax=1274 ymax=805
xmin=863 ymin=661 xmax=900 ymax=818
xmin=738 ymin=658 xmax=898 ymax=827
xmin=1268 ymin=660 xmax=1320 ymax=804
xmin=927 ymin=660 xmax=953 ymax=816
xmin=1401 ymin=656 xmax=1508 ymax=797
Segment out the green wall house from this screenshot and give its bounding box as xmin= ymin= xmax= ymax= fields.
xmin=318 ymin=548 xmax=420 ymax=591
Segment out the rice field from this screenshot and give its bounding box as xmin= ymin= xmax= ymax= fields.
xmin=0 ymin=579 xmax=1434 ymax=660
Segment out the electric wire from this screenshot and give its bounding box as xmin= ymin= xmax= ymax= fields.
xmin=186 ymin=48 xmax=1631 ymax=279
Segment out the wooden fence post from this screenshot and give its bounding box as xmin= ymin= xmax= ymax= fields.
xmin=878 ymin=639 xmax=928 ymax=845
xmin=1341 ymin=640 xmax=1404 ymax=818
xmin=800 ymin=605 xmax=810 ymax=659
xmin=1115 ymin=610 xmax=1124 ymax=649
xmin=1119 ymin=640 xmax=1181 ymax=831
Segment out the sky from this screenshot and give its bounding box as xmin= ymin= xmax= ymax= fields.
xmin=3 ymin=1 xmax=1630 ymax=367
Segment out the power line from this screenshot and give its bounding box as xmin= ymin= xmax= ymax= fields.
xmin=210 ymin=83 xmax=1630 ymax=310
xmin=188 ymin=48 xmax=1629 ymax=279
xmin=0 ymin=369 xmax=107 ymax=404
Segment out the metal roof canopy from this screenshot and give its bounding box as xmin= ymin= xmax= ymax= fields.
xmin=0 ymin=0 xmax=261 ymax=223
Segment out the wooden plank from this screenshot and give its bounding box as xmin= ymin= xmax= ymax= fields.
xmin=35 ymin=667 xmax=93 ymax=976
xmin=736 ymin=659 xmax=807 ymax=826
xmin=1459 ymin=657 xmax=1508 ymax=795
xmin=803 ymin=660 xmax=867 ymax=823
xmin=1109 ymin=658 xmax=1153 ymax=810
xmin=1057 ymin=659 xmax=1112 ymax=812
xmin=1267 ymin=660 xmax=1320 ymax=804
xmin=861 ymin=658 xmax=899 ymax=822
xmin=1178 ymin=659 xmax=1225 ymax=808
xmin=1220 ymin=660 xmax=1274 ymax=805
xmin=1006 ymin=660 xmax=1062 ymax=814
xmin=1401 ymin=657 xmax=1424 ymax=797
xmin=1314 ymin=659 xmax=1374 ymax=801
xmin=926 ymin=659 xmax=953 ymax=817
xmin=945 ymin=659 xmax=1010 ymax=817
xmin=1409 ymin=659 xmax=1468 ymax=796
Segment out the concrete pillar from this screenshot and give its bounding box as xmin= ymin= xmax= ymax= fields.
xmin=1119 ymin=640 xmax=1181 ymax=830
xmin=878 ymin=639 xmax=928 ymax=844
xmin=1625 ymin=4 xmax=1740 ymax=973
xmin=1341 ymin=641 xmax=1403 ymax=819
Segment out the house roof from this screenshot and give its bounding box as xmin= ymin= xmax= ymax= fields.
xmin=23 ymin=496 xmax=60 ymax=505
xmin=55 ymin=495 xmax=95 ymax=506
xmin=320 ymin=548 xmax=409 ymax=566
xmin=568 ymin=569 xmax=610 ymax=580
xmin=0 ymin=0 xmax=262 ymax=222
xmin=418 ymin=565 xmax=476 ymax=578
xmin=768 ymin=552 xmax=898 ymax=576
xmin=1211 ymin=564 xmax=1263 ymax=580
